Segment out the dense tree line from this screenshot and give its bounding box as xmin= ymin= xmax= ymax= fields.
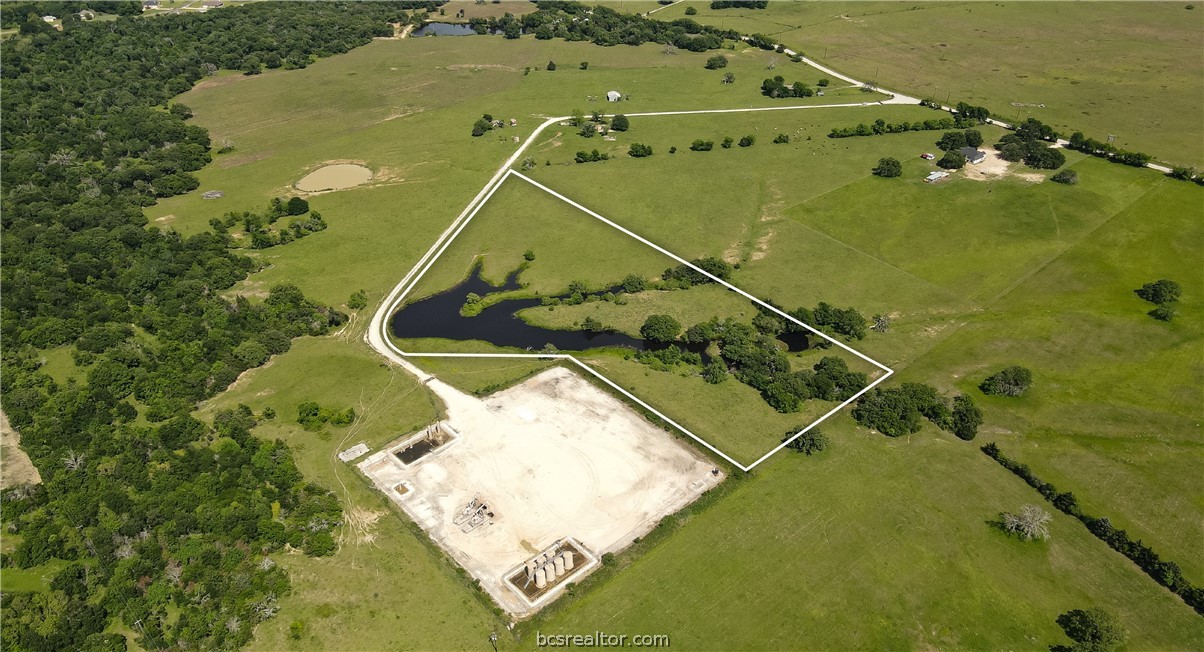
xmin=828 ymin=115 xmax=979 ymax=138
xmin=1 ymin=3 xmax=416 ymax=648
xmin=982 ymin=444 xmax=1204 ymax=615
xmin=852 ymin=383 xmax=981 ymax=440
xmin=710 ymin=1 xmax=769 ymax=9
xmin=1066 ymin=131 xmax=1152 ymax=168
xmin=466 ymin=2 xmax=738 ymax=51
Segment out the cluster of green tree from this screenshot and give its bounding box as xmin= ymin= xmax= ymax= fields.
xmin=634 ymin=342 xmax=704 ymax=372
xmin=1055 ymin=608 xmax=1127 ymax=652
xmin=296 ymin=402 xmax=356 ymax=431
xmin=471 ymin=113 xmax=500 ymax=137
xmin=772 ymin=133 xmax=790 ymax=144
xmin=760 ymin=75 xmax=814 ymax=98
xmin=994 ymin=118 xmax=1065 ymax=169
xmin=852 ymin=383 xmax=982 ymax=440
xmin=828 ymin=115 xmax=979 ymax=138
xmin=467 ymin=3 xmax=738 ymax=51
xmin=979 ymin=365 xmax=1033 ymax=397
xmin=711 ymin=0 xmax=768 ymax=8
xmin=783 ymin=428 xmax=828 ymax=455
xmin=691 ymin=139 xmax=715 ymax=151
xmin=211 ymin=197 xmax=326 ymax=249
xmin=704 ymin=54 xmax=728 ymax=69
xmin=0 ymin=3 xmax=409 ymax=647
xmin=660 ymin=256 xmax=734 ymax=287
xmin=682 ymin=316 xmax=868 ymax=413
xmin=628 ymin=143 xmax=654 ymax=157
xmin=0 ymin=405 xmax=345 ymax=650
xmin=936 ymin=129 xmax=984 ymax=151
xmin=1167 ymin=165 xmax=1203 ymax=184
xmin=574 ymin=149 xmax=610 ymax=163
xmin=982 ymin=443 xmax=1204 ymax=615
xmin=1134 ymin=278 xmax=1182 ymax=321
xmin=952 ymin=101 xmax=992 ymax=122
xmin=872 ymin=157 xmax=902 ymax=177
xmin=744 ymin=33 xmax=777 ymax=51
xmin=1066 ymin=132 xmax=1153 ymax=168
xmin=1050 ymin=169 xmax=1078 ymax=185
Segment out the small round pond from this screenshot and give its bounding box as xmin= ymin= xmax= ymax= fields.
xmin=296 ymin=164 xmax=372 ymax=192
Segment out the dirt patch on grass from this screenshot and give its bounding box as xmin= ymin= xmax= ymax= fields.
xmin=296 ymin=163 xmax=373 ymax=192
xmin=219 ymin=150 xmax=273 ymax=169
xmin=445 ymin=63 xmax=519 ymax=72
xmin=1 ymin=411 xmax=42 ymax=488
xmin=154 ymin=214 xmax=176 ymax=224
xmin=342 ymin=505 xmax=386 ymax=546
xmin=963 ymin=149 xmax=1045 ymax=184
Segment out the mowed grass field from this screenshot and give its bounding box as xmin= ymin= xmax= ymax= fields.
xmin=155 ymin=27 xmax=1202 ymax=649
xmin=526 ymin=415 xmax=1204 ymax=650
xmin=654 ymin=1 xmax=1204 ymax=166
xmin=399 ymin=177 xmax=880 ymax=464
xmin=525 ymin=109 xmax=1203 ymax=585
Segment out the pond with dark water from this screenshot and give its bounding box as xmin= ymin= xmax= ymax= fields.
xmin=391 ymin=268 xmax=649 ymax=352
xmin=412 ymin=22 xmax=488 ymax=37
xmin=390 ymin=267 xmax=811 ymax=355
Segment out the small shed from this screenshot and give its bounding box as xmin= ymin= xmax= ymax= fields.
xmin=606 ymin=90 xmax=621 ymax=102
xmin=143 ymin=0 xmax=160 ymax=7
xmin=42 ymin=15 xmax=57 ymax=22
xmin=924 ymin=171 xmax=950 ymax=183
xmin=961 ymin=147 xmax=987 ymax=164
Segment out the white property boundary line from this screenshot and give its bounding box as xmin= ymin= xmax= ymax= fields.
xmin=367 ymin=101 xmax=905 ymax=472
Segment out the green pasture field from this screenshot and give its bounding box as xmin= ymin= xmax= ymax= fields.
xmin=902 ymin=176 xmax=1204 ymax=584
xmin=436 ymin=0 xmax=539 ymax=21
xmin=525 ymin=109 xmax=1202 ymax=585
xmin=152 ymin=29 xmax=1202 ymax=649
xmin=653 ymin=1 xmax=1204 ymax=167
xmin=398 ymin=177 xmax=879 ymax=464
xmin=151 ymin=35 xmax=879 ymax=311
xmin=526 ymin=413 xmax=1204 ymax=650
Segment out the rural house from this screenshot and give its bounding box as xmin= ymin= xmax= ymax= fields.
xmin=606 ymin=90 xmax=621 ymax=102
xmin=961 ymin=147 xmax=987 ymax=164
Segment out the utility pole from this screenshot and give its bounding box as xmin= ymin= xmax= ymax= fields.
xmin=489 ymin=632 xmax=499 ymax=652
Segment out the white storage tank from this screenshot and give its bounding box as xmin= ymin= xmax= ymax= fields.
xmin=561 ymin=550 xmax=574 ymax=571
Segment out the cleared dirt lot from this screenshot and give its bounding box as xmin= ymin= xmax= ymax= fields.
xmin=1 ymin=411 xmax=41 ymax=489
xmin=359 ymin=366 xmax=722 ymax=616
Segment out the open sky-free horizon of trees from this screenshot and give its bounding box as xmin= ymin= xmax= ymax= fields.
xmin=0 ymin=3 xmax=438 ymax=649
xmin=468 ymin=1 xmax=738 ymax=51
